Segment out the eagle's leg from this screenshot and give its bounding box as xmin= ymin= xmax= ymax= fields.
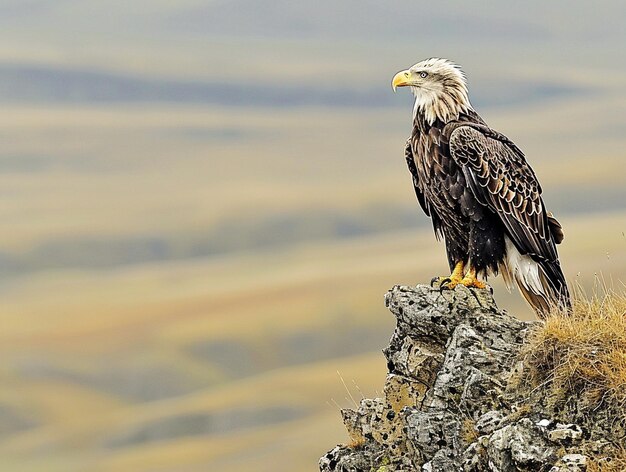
xmin=435 ymin=261 xmax=465 ymax=289
xmin=460 ymin=266 xmax=487 ymax=289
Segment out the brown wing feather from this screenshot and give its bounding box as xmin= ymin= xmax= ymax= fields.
xmin=446 ymin=124 xmax=556 ymax=261
xmin=404 ymin=138 xmax=430 ymax=217
xmin=404 ymin=137 xmax=444 ymax=239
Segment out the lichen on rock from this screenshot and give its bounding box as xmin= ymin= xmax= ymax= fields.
xmin=319 ymin=284 xmax=624 ymax=472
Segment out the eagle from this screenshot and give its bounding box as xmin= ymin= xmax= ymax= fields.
xmin=392 ymin=58 xmax=570 ymax=315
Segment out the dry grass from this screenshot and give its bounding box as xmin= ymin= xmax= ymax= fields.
xmin=522 ymin=284 xmax=626 ymax=467
xmin=587 ymin=448 xmax=626 ymax=472
xmin=461 ymin=418 xmax=479 ymax=444
xmin=524 ymin=285 xmax=626 ymax=414
xmin=524 ymin=285 xmax=626 ymax=472
xmin=346 ymin=435 xmax=367 ymax=449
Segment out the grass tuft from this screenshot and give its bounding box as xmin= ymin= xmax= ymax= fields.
xmin=520 ymin=285 xmax=626 ymax=465
xmin=523 ymin=286 xmax=626 ymax=415
xmin=587 ymin=448 xmax=626 ymax=472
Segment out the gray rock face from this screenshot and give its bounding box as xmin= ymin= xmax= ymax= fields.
xmin=319 ymin=284 xmax=615 ymax=472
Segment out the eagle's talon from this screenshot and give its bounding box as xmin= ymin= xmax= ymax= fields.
xmin=438 ymin=277 xmax=454 ymax=293
xmin=434 ymin=261 xmax=466 ymax=290
xmin=431 ymin=276 xmax=455 ymax=288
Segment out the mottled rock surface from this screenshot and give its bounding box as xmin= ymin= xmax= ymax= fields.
xmin=319 ymin=284 xmax=618 ymax=472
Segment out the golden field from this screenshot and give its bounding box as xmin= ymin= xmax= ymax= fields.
xmin=1 ymin=100 xmax=625 ymax=471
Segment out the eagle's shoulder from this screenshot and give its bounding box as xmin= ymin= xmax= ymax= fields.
xmin=446 ymin=122 xmax=542 ymax=197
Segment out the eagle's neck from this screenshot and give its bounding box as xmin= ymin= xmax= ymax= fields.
xmin=413 ymin=107 xmax=485 ymax=136
xmin=411 ymin=88 xmax=472 ymax=126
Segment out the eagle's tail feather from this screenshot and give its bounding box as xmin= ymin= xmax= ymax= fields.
xmin=501 ymin=237 xmax=571 ymax=317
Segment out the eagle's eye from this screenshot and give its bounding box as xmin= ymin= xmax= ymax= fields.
xmin=419 ymin=72 xmax=428 ymax=78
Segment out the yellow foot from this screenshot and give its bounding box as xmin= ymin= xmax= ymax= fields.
xmin=459 ymin=268 xmax=487 ymax=289
xmin=431 ymin=261 xmax=465 ymax=289
xmin=431 ymin=274 xmax=464 ymax=289
xmin=460 ymin=277 xmax=487 ymax=289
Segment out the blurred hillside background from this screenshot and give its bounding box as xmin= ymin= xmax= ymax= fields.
xmin=1 ymin=1 xmax=625 ymax=471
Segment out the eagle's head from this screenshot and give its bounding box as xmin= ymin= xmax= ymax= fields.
xmin=392 ymin=58 xmax=472 ymax=125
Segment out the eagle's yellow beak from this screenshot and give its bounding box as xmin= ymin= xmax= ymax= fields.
xmin=392 ymin=70 xmax=412 ymax=92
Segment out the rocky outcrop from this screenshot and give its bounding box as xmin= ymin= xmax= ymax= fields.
xmin=319 ymin=284 xmax=620 ymax=472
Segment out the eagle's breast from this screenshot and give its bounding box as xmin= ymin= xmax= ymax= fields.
xmin=412 ymin=119 xmax=473 ymax=229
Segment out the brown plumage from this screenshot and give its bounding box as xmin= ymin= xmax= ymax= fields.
xmin=393 ymin=58 xmax=570 ymax=316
